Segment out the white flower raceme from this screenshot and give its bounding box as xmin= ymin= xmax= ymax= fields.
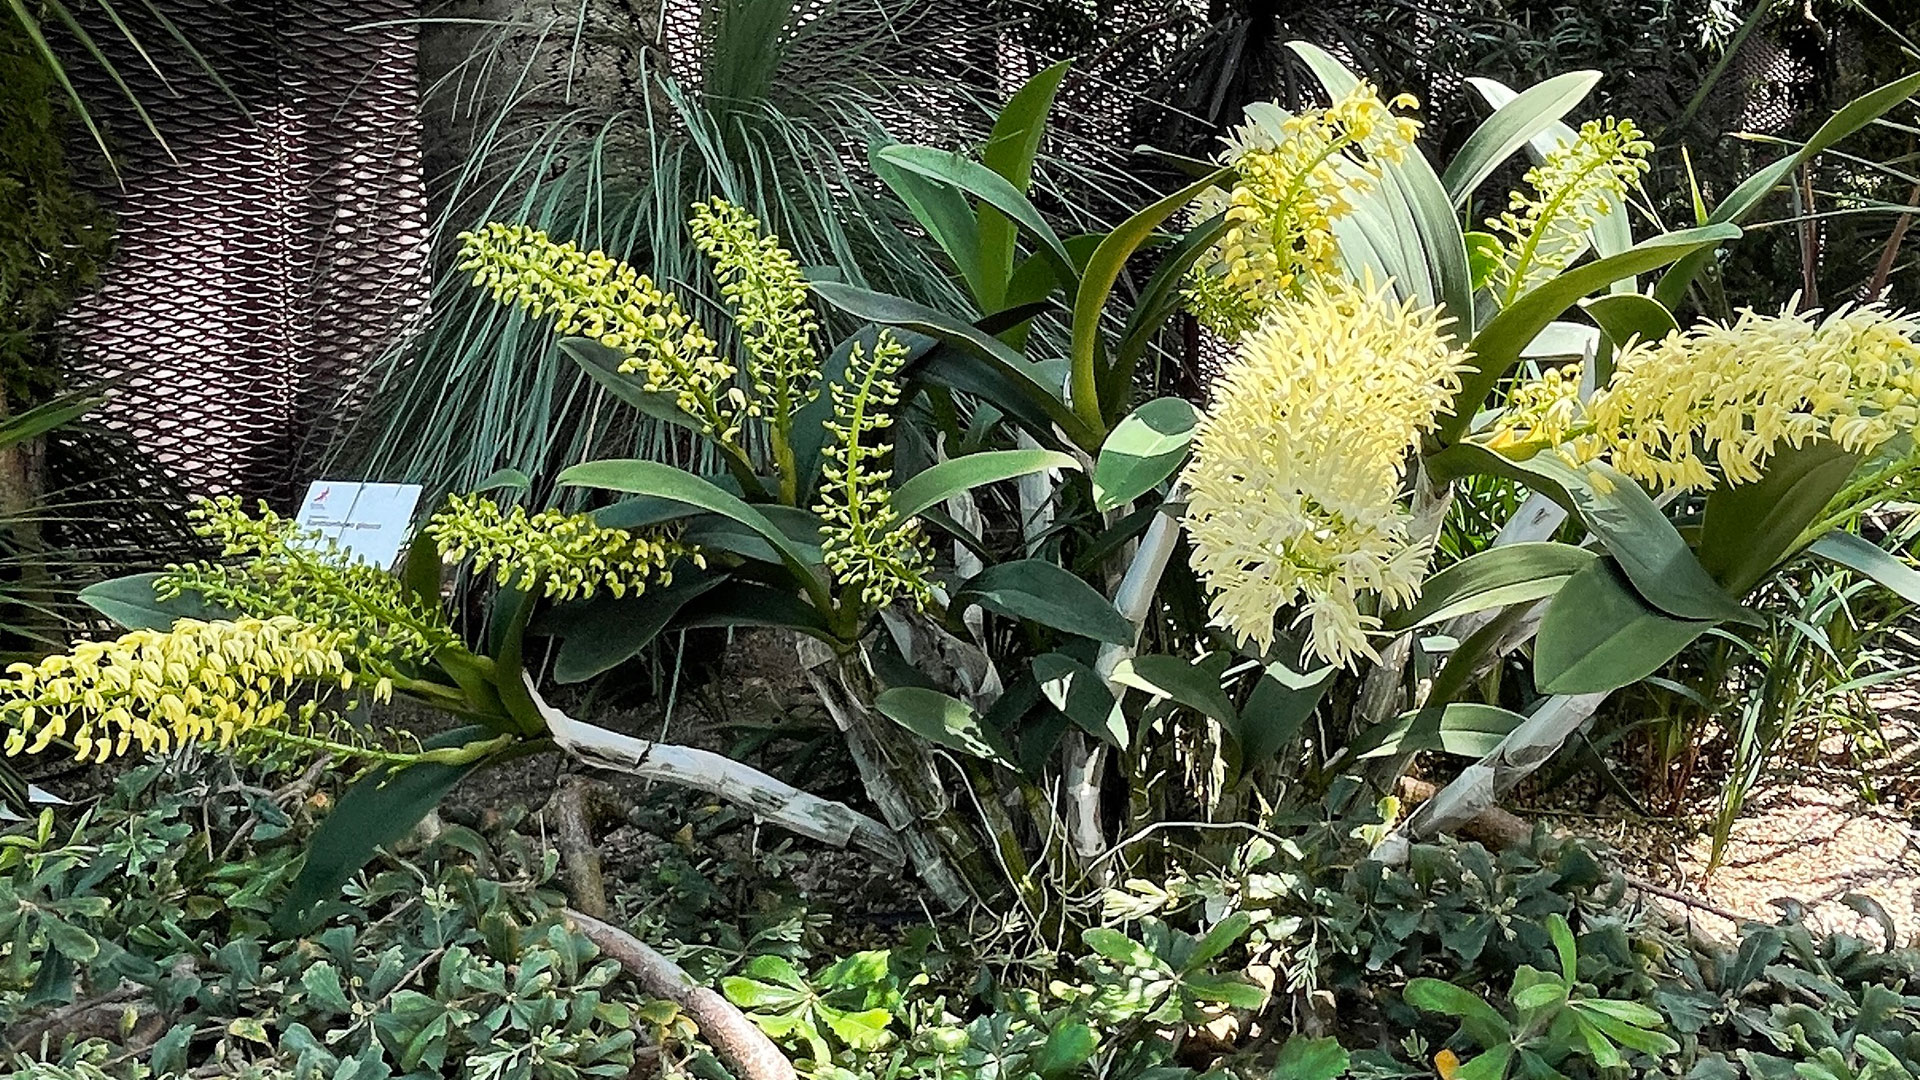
xmin=1182 ymin=280 xmax=1467 ymax=665
xmin=1490 ymin=304 xmax=1920 ymax=490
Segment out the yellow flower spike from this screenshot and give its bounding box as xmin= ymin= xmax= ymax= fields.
xmin=0 ymin=617 xmax=357 ymax=762
xmin=1498 ymin=304 xmax=1920 ymax=491
xmin=1489 ymin=117 xmax=1651 ymax=304
xmin=1184 ymin=82 xmax=1423 ymax=337
xmin=456 ymin=223 xmax=740 ymax=441
xmin=1182 ymin=278 xmax=1467 ymax=666
xmin=814 ymin=331 xmax=934 ymax=612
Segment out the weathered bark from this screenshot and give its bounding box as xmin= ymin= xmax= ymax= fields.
xmin=565 ymin=909 xmax=797 ymax=1080
xmin=543 ymin=775 xmax=612 ymax=918
xmin=526 ymin=677 xmax=903 ymax=866
xmin=795 ymin=636 xmax=984 ymax=909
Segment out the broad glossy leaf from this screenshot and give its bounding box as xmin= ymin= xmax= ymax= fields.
xmin=1033 ymin=651 xmax=1126 ymax=748
xmin=978 ymin=59 xmax=1071 ymax=307
xmin=1445 ymin=225 xmax=1739 ymax=442
xmin=893 ymin=449 xmax=1081 ymax=521
xmin=1071 ymin=168 xmax=1230 ymax=425
xmin=1113 ymin=214 xmax=1228 ymax=389
xmin=1346 ymin=704 xmax=1528 ymax=762
xmin=1700 ymin=443 xmax=1858 ymax=594
xmin=400 ymin=527 xmax=443 ymax=612
xmin=79 ymin=572 xmax=235 ymax=631
xmin=1293 ymin=42 xmax=1473 ymax=323
xmin=674 ymin=581 xmax=838 ymax=643
xmin=472 ymin=467 xmax=532 ymax=493
xmin=876 ymin=144 xmax=1074 ymax=280
xmin=1810 ymin=531 xmax=1920 ymax=605
xmin=956 ymin=560 xmax=1133 ymax=644
xmin=1516 ymin=454 xmax=1755 ymax=624
xmin=1235 ymin=662 xmax=1333 ymax=764
xmin=558 ymin=338 xmax=702 ymax=430
xmin=557 ymin=460 xmax=825 ymax=593
xmin=1582 ymin=293 xmax=1677 ymax=351
xmin=1111 ymin=653 xmax=1235 ymax=727
xmin=872 ymin=146 xmax=987 ymax=303
xmin=811 ymin=281 xmax=1099 ymax=448
xmin=1093 ymin=397 xmax=1199 ymax=511
xmin=1444 ymin=71 xmax=1601 ymax=204
xmin=275 ymin=726 xmax=499 ymax=932
xmin=1584 ymin=292 xmax=1679 ymax=382
xmin=873 ymin=687 xmax=1016 ymax=767
xmin=1535 ymin=561 xmax=1712 ymax=695
xmin=546 ymin=573 xmax=729 ymax=683
xmin=1470 ymin=76 xmax=1636 ymax=294
xmin=1384 ymin=543 xmax=1595 ymax=631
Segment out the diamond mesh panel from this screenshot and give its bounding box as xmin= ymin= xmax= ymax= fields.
xmin=61 ymin=0 xmax=429 ymax=502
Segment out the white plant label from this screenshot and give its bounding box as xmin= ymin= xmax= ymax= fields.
xmin=293 ymin=481 xmax=423 ymax=570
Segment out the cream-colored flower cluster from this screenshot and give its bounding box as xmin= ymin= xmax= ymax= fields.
xmin=1488 ymin=117 xmax=1650 ymax=304
xmin=427 ymin=493 xmax=703 ymax=601
xmin=1492 ymin=305 xmax=1920 ymax=490
xmin=456 ymin=222 xmax=741 ymax=441
xmin=1182 ymin=280 xmax=1466 ymax=665
xmin=1185 ymin=83 xmax=1422 ymax=337
xmin=0 ymin=617 xmax=357 ymax=763
xmin=689 ymin=199 xmax=821 ymax=422
xmin=814 ymin=333 xmax=933 ymax=611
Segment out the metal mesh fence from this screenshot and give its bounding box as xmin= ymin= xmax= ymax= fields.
xmin=52 ymin=0 xmax=1890 ymax=501
xmin=61 ymin=0 xmax=429 ymax=502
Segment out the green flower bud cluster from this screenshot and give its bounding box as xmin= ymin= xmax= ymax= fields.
xmin=426 ymin=493 xmax=704 ymax=601
xmin=690 ymin=199 xmax=821 ymax=423
xmin=162 ymin=497 xmax=458 ymax=683
xmin=456 ymin=222 xmax=742 ymax=443
xmin=814 ymin=333 xmax=933 ymax=611
xmin=1488 ymin=117 xmax=1651 ymax=304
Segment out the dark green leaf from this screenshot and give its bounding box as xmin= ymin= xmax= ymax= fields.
xmin=1443 ymin=70 xmax=1601 ymax=205
xmin=557 ymin=460 xmax=825 ymax=594
xmin=1810 ymin=531 xmax=1920 ymax=605
xmin=276 ymin=727 xmax=500 ymax=933
xmin=955 ymin=560 xmax=1133 ymax=644
xmin=1093 ymin=397 xmax=1198 ymax=512
xmin=1346 ymin=704 xmax=1527 ymax=762
xmin=1535 ymin=561 xmax=1713 ymax=695
xmin=811 ymin=281 xmax=1099 ymax=449
xmin=1112 ymin=653 xmax=1235 ymax=727
xmin=873 ymin=687 xmax=1016 ymax=767
xmin=1235 ymin=663 xmax=1333 ymax=763
xmin=1071 ymin=169 xmax=1230 ymax=425
xmin=1516 ymin=455 xmax=1755 ymax=625
xmin=547 ymin=573 xmax=729 ymax=683
xmin=79 ymin=573 xmax=236 ymax=631
xmin=876 ymin=145 xmax=1074 ymax=280
xmin=1699 ymin=442 xmax=1858 ymax=593
xmin=1446 ymin=225 xmax=1739 ymax=442
xmin=893 ymin=449 xmax=1081 ymax=520
xmin=1032 ymin=651 xmax=1125 ymax=748
xmin=1384 ymin=543 xmax=1595 ymax=631
xmin=557 ymin=338 xmax=702 ymax=430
